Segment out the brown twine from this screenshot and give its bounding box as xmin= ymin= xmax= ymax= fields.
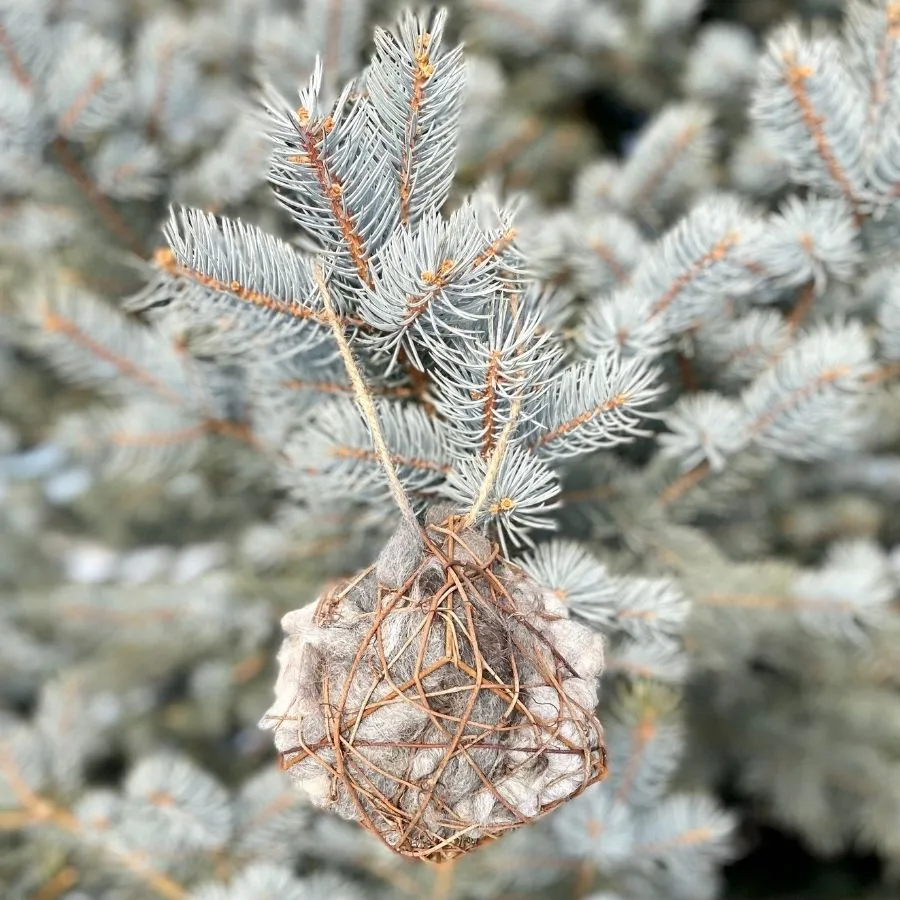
xmin=265 ymin=515 xmax=608 ymax=861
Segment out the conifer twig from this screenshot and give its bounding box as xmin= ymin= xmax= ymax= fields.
xmin=780 ymin=49 xmax=861 ymax=216
xmin=787 ymin=280 xmax=817 ymax=333
xmin=33 ymin=866 xmax=79 ymax=900
xmin=658 ymin=460 xmax=711 ymax=506
xmin=864 ymin=362 xmax=900 ymax=385
xmin=0 ymin=17 xmax=144 ymax=256
xmin=312 ymin=261 xmax=421 ymax=536
xmin=51 ymin=138 xmax=146 ymax=257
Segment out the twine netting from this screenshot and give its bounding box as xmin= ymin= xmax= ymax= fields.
xmin=260 ymin=514 xmax=608 ymax=861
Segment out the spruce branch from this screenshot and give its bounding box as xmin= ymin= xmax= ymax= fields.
xmin=368 ymin=9 xmax=464 ymax=226
xmin=32 ymin=865 xmax=79 ymax=900
xmin=266 ymin=64 xmax=397 ymax=288
xmin=477 ymin=116 xmax=544 ymax=175
xmin=158 ymin=208 xmax=366 ymax=342
xmin=50 ymin=138 xmax=146 ymax=256
xmin=531 ymin=356 xmax=661 ymax=460
xmin=753 ymin=23 xmax=866 ymax=210
xmin=611 ymin=103 xmax=714 ymax=222
xmin=658 ymin=460 xmax=712 ymax=506
xmin=610 ymin=704 xmax=667 ymax=809
xmin=580 ymin=196 xmax=765 ymax=358
xmin=846 ymin=0 xmax=900 ymax=147
xmin=632 ymin=794 xmax=735 ymax=863
xmin=282 ymin=397 xmax=453 ymax=503
xmin=866 ymin=361 xmax=900 ymax=384
xmin=34 ymin=296 xmax=185 ymax=405
xmin=0 ymin=17 xmax=32 ymax=88
xmin=0 ymin=741 xmax=188 ymax=900
xmin=577 ymin=214 xmax=642 ymax=289
xmin=0 ymin=18 xmax=145 ymax=254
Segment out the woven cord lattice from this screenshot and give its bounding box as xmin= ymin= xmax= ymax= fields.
xmin=261 ymin=515 xmax=608 ymax=860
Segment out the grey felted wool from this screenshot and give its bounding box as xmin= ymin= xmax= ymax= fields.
xmin=259 ymin=512 xmax=608 ymax=861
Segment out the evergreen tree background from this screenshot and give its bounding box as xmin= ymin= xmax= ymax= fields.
xmin=2 ymin=1 xmax=900 ymax=898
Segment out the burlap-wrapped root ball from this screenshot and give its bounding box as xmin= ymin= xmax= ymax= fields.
xmin=259 ymin=513 xmax=608 ymax=860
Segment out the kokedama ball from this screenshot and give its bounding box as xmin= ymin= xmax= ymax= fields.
xmin=259 ymin=513 xmax=608 ymax=861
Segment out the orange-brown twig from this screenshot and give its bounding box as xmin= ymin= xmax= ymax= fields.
xmin=781 ymin=51 xmax=861 ymax=215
